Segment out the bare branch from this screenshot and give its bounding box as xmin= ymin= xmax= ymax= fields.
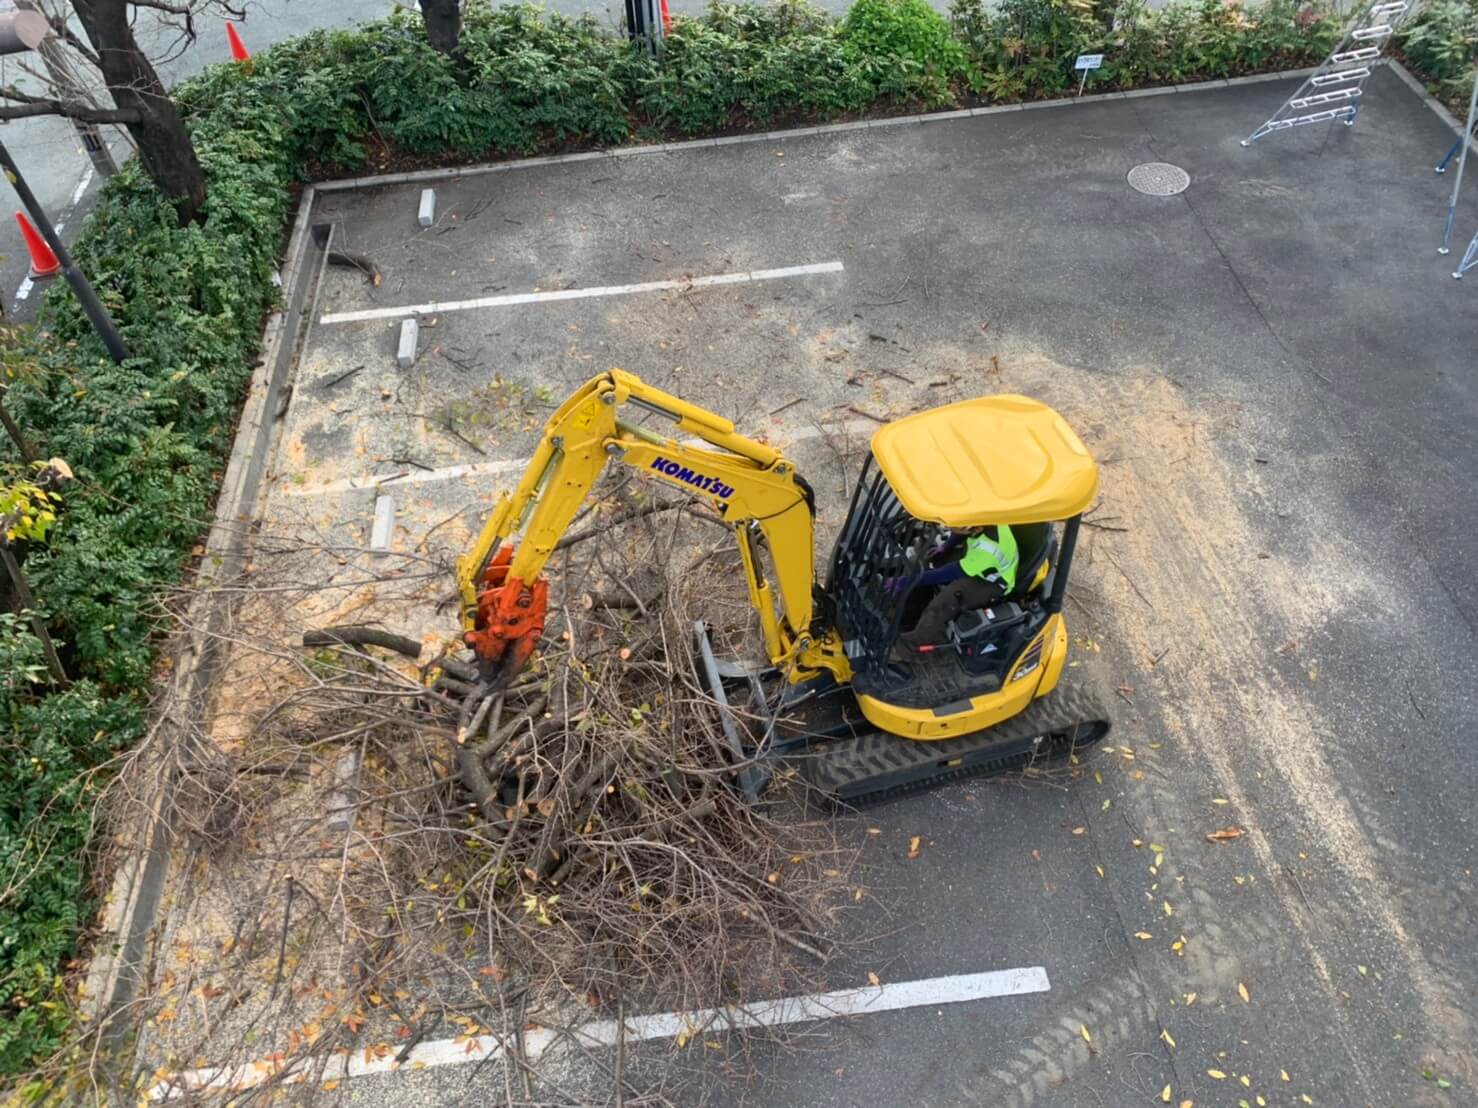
xmin=0 ymin=98 xmax=141 ymax=124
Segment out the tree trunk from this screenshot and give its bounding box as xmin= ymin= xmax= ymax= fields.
xmin=71 ymin=0 xmax=206 ymax=225
xmin=421 ymin=0 xmax=462 ymax=54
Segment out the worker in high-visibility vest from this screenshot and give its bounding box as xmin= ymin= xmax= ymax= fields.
xmin=899 ymin=525 xmax=1019 ymax=650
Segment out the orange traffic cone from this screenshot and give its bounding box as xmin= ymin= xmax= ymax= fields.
xmin=15 ymin=212 xmax=60 ymax=279
xmin=226 ymin=21 xmax=250 ymax=62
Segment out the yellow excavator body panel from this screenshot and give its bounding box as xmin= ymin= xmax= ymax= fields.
xmin=870 ymin=394 xmax=1098 ymax=526
xmin=855 ymin=614 xmax=1067 ymax=740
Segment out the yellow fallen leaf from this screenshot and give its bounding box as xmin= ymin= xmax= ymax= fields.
xmin=1184 ymin=992 xmax=1197 ymax=1005
xmin=1161 ymin=1084 xmax=1172 ymax=1103
xmin=1257 ymin=1097 xmax=1267 ymax=1106
xmin=1301 ymin=1096 xmax=1312 ymax=1105
xmin=907 ymin=835 xmax=921 ymax=860
xmin=1161 ymin=1028 xmax=1176 ymax=1048
xmin=1155 ymin=852 xmax=1165 ymax=868
xmin=1096 ymin=865 xmax=1105 ymax=878
xmin=676 ymin=1029 xmax=690 ymax=1049
xmin=1212 ymin=797 xmax=1229 ymax=805
xmin=1094 ymin=770 xmax=1103 ymax=784
xmin=1080 ymin=1024 xmax=1092 ymax=1043
xmin=1180 ymin=1101 xmax=1195 ymax=1108
xmin=323 ymin=1080 xmax=340 ymax=1091
xmin=1135 ymin=931 xmax=1153 ymax=940
xmin=1238 ymin=981 xmax=1250 ymax=1003
xmin=1240 ymin=1075 xmax=1251 ymax=1086
xmin=853 ymin=888 xmax=864 ymax=901
xmin=1132 ymin=839 xmax=1143 ymax=848
xmin=1164 ymin=901 xmax=1174 ymax=917
xmin=867 ymin=972 xmax=880 ymax=987
xmin=866 ymin=828 xmax=881 ymax=835
xmin=1072 ymin=826 xmax=1087 ymax=836
xmin=1280 ymin=1070 xmax=1291 ymax=1082
xmin=1102 ymin=798 xmax=1112 ymax=810
xmin=1207 ymin=1069 xmax=1226 ymax=1080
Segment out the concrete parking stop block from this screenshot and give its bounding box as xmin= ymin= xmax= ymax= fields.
xmin=396 ymin=317 xmax=419 ymax=368
xmin=371 ymin=494 xmax=395 ymax=555
xmin=418 ymin=188 xmax=436 ymax=227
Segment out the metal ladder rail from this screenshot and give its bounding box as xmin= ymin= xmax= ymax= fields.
xmin=1241 ymin=2 xmax=1415 ymax=146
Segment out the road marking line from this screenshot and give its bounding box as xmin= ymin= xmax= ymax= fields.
xmin=150 ymin=967 xmax=1049 ymax=1098
xmin=317 ymin=260 xmax=845 ymax=324
xmin=279 ymin=418 xmax=880 ymax=498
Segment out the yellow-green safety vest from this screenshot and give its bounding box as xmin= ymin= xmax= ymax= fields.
xmin=959 ymin=526 xmax=1018 ymax=592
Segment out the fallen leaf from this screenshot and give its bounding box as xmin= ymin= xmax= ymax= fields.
xmin=155 ymin=1008 xmax=177 ymax=1024
xmin=199 ymin=983 xmax=223 ymax=1000
xmin=1238 ymin=981 xmax=1250 ymax=1003
xmin=1301 ymin=1096 xmax=1313 ymax=1105
xmin=1357 ymin=964 xmax=1367 ymax=976
xmin=1161 ymin=1085 xmax=1172 ymax=1103
xmin=1184 ymin=992 xmax=1197 ymax=1005
xmin=1180 ymin=1101 xmax=1195 ymax=1108
xmin=1240 ymin=1075 xmax=1251 ymax=1087
xmin=1164 ymin=901 xmax=1174 ymax=917
xmin=1161 ymin=1028 xmax=1176 ymax=1048
xmin=866 ymin=827 xmax=881 ymax=835
xmin=1095 ymin=865 xmax=1104 ymax=878
xmin=676 ymin=1029 xmax=690 ymax=1049
xmin=1102 ymin=798 xmax=1112 ymax=811
xmin=1206 ymin=826 xmax=1245 ymax=843
xmin=1212 ymin=797 xmax=1230 ymax=805
xmin=1135 ymin=931 xmax=1154 ymax=940
xmin=1207 ymin=1069 xmax=1227 ymax=1080
xmin=323 ymin=1080 xmax=340 ymax=1091
xmin=1280 ymin=1070 xmax=1290 ymax=1082
xmin=853 ymin=888 xmax=864 ymax=901
xmin=867 ymin=972 xmax=881 ymax=987
xmin=1072 ymin=826 xmax=1087 ymax=836
xmin=907 ymin=835 xmax=921 ymax=860
xmin=1080 ymin=1025 xmax=1092 ymax=1044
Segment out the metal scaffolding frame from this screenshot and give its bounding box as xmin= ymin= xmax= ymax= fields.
xmin=1438 ymin=66 xmax=1478 ymax=278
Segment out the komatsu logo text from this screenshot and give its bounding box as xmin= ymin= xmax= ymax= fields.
xmin=649 ymin=457 xmax=735 ymax=499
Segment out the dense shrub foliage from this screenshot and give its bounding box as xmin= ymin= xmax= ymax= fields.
xmin=0 ymin=0 xmax=1465 ymax=1077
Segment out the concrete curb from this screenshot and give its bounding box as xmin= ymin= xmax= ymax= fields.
xmin=79 ymin=188 xmax=327 ymax=1045
xmin=311 ymin=66 xmax=1325 ymax=192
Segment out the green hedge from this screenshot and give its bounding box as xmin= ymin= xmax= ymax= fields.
xmin=0 ymin=0 xmax=1456 ymax=1077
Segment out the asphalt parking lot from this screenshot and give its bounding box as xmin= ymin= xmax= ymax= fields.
xmin=169 ymin=67 xmax=1478 ymax=1106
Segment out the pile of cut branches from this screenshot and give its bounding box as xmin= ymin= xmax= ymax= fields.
xmin=104 ymin=491 xmax=853 ymax=1102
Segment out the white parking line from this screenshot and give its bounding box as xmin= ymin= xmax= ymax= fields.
xmin=279 ymin=418 xmax=881 ymax=498
xmin=317 ymin=260 xmax=845 ymax=324
xmin=149 ymin=966 xmax=1049 ymax=1098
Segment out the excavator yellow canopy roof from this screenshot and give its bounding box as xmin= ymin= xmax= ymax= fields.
xmin=869 ymin=394 xmax=1098 ymax=526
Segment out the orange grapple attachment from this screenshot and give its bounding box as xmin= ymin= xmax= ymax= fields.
xmin=464 ymin=544 xmax=548 ymax=689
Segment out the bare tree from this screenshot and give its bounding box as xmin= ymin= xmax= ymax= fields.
xmin=420 ymin=0 xmax=461 ymax=54
xmin=0 ymin=1 xmax=219 ymax=225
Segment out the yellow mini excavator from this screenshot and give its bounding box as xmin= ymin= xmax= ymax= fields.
xmin=455 ymin=370 xmax=1110 ymax=805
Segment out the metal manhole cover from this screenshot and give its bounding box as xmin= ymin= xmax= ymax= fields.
xmin=1127 ymin=162 xmax=1190 ymax=196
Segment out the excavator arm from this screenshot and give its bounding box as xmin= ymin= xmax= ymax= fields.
xmin=455 ymin=370 xmax=849 ymax=689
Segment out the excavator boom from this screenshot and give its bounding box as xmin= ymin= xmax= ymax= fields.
xmin=457 ymin=371 xmax=847 ymax=689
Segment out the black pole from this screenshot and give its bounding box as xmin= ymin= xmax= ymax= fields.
xmin=0 ymin=137 xmax=129 ymax=363
xmin=1045 ymin=515 xmax=1081 ymax=614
